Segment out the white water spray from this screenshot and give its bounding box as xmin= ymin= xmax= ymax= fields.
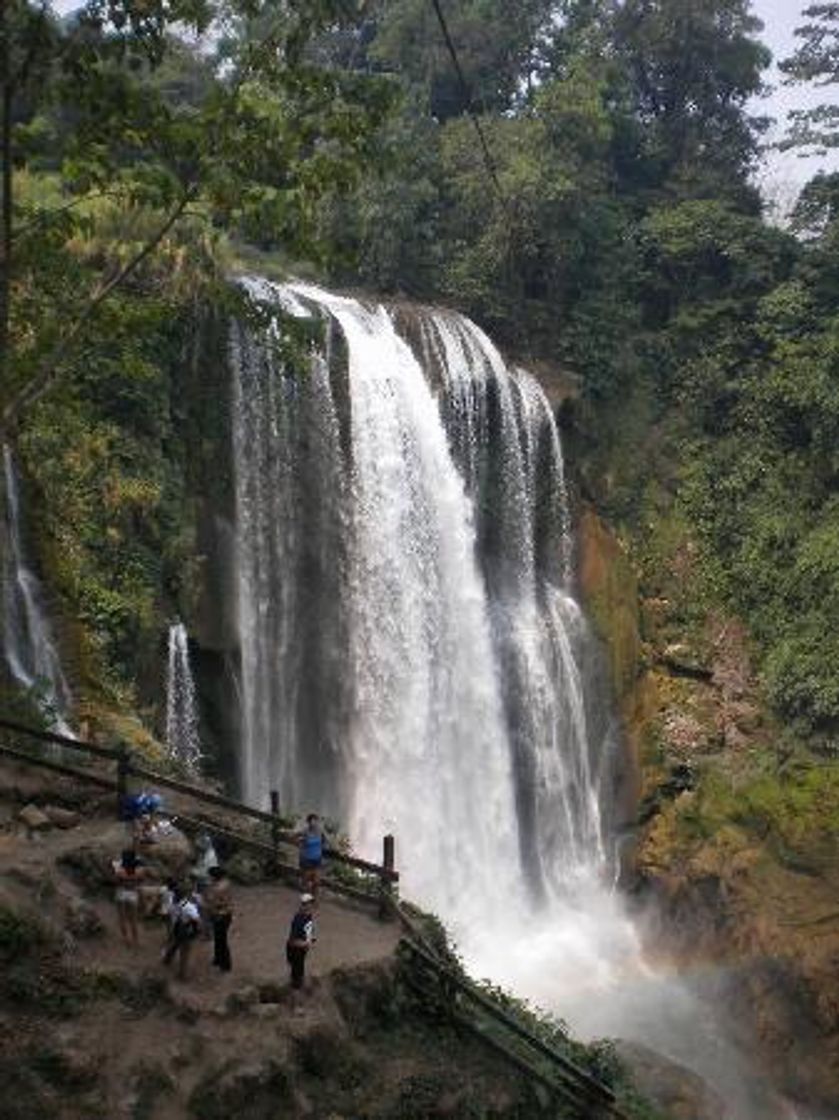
xmin=231 ymin=280 xmax=785 ymax=1119
xmin=165 ymin=622 xmax=202 ymax=774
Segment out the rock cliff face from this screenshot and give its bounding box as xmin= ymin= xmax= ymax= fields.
xmin=578 ymin=505 xmax=839 ymax=1115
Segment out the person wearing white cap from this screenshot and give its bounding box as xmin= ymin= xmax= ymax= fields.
xmin=286 ymin=893 xmax=316 ymax=1004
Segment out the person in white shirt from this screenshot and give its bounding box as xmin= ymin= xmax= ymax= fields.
xmin=162 ymin=887 xmax=201 ymax=980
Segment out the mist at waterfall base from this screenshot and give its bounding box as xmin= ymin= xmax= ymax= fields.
xmin=231 ymin=280 xmax=783 ymax=1119
xmin=1 ymin=445 xmax=73 ymax=736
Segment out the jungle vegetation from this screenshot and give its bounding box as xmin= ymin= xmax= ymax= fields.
xmin=1 ymin=0 xmax=838 ymax=743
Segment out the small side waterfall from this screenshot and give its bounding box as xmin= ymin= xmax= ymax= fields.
xmin=1 ymin=445 xmax=72 ymax=732
xmin=165 ymin=622 xmax=202 ymax=774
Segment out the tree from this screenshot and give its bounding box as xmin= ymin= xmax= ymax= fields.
xmin=607 ymin=0 xmax=771 ymax=205
xmin=371 ymin=0 xmax=555 ymax=120
xmin=780 ymin=3 xmax=839 ymax=154
xmin=0 ymin=0 xmax=395 ymax=426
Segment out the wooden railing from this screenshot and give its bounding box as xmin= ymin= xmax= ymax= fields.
xmin=0 ymin=715 xmax=625 ymax=1114
xmin=387 ymin=896 xmax=628 ymax=1119
xmin=0 ymin=717 xmax=397 ymax=911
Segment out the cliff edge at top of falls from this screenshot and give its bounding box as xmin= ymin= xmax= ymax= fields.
xmin=576 ymin=499 xmax=839 ymax=1117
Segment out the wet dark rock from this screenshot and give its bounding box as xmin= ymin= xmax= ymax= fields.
xmin=615 ymin=1041 xmax=726 ymax=1120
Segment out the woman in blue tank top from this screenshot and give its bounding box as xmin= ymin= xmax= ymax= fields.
xmin=298 ymin=812 xmax=325 ymax=900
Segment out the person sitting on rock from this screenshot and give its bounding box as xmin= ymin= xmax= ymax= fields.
xmin=113 ymin=849 xmax=148 ymax=947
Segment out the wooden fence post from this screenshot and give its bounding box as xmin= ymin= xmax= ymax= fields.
xmin=379 ymin=833 xmax=395 ymax=921
xmin=270 ymin=789 xmax=280 ymax=870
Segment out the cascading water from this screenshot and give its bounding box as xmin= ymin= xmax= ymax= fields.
xmin=165 ymin=622 xmax=203 ymax=774
xmin=1 ymin=445 xmax=73 ymax=734
xmin=232 ymin=280 xmax=786 ymax=1119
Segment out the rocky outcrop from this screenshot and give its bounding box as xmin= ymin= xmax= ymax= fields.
xmin=615 ymin=1041 xmax=727 ymax=1120
xmin=577 ymin=504 xmax=839 ymax=1115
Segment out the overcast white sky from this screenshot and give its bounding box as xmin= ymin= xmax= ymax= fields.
xmin=752 ymin=0 xmax=839 ymax=209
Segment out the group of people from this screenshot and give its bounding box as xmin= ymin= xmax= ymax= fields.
xmin=112 ymin=835 xmax=234 ymax=980
xmin=111 ymin=800 xmax=327 ymax=996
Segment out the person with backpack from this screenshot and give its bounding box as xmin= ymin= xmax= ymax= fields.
xmin=286 ymin=893 xmax=316 ymax=1004
xmin=297 ymin=813 xmax=325 ymax=901
xmin=162 ymin=886 xmax=201 ymax=980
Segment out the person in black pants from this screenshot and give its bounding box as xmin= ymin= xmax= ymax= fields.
xmin=205 ymin=865 xmax=234 ymax=972
xmin=286 ymin=893 xmax=316 ymax=1005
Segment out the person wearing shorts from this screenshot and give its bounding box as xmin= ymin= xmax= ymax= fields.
xmin=298 ymin=813 xmax=324 ymax=900
xmin=286 ymin=894 xmax=316 ymax=1003
xmin=113 ymin=849 xmax=146 ymax=947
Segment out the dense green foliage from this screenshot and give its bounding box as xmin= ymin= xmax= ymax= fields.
xmin=314 ymin=0 xmax=839 ymax=740
xmin=780 ymin=3 xmax=839 ymax=153
xmin=2 ymin=0 xmax=838 ymax=743
xmin=1 ymin=0 xmax=395 ymax=424
xmin=0 ymin=0 xmax=394 ymax=734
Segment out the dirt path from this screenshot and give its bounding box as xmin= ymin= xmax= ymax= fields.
xmin=0 ymin=762 xmax=401 ymax=1011
xmin=73 ymin=875 xmax=401 ymax=1010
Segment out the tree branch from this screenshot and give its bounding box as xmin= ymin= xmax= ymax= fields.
xmin=10 ymin=190 xmax=126 ymax=243
xmin=2 ymin=186 xmax=196 ymax=429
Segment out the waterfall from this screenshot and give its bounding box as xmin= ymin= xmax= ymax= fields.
xmin=232 ymin=279 xmax=613 ymax=905
xmin=165 ymin=622 xmax=202 ymax=774
xmin=1 ymin=445 xmax=73 ymax=733
xmin=231 ymin=280 xmax=784 ymax=1119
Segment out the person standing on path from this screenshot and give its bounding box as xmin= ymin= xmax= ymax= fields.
xmin=297 ymin=813 xmax=325 ymax=900
xmin=205 ymin=865 xmax=234 ymax=973
xmin=286 ymin=893 xmax=316 ymax=1004
xmin=113 ymin=849 xmax=147 ymax=947
xmin=162 ymin=888 xmax=201 ymax=980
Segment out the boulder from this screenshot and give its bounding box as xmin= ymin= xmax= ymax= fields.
xmin=137 ymin=826 xmax=192 ymax=878
xmin=59 ymin=822 xmax=192 ymax=893
xmin=44 ymin=806 xmax=82 ymax=830
xmin=18 ymin=804 xmax=52 ymax=831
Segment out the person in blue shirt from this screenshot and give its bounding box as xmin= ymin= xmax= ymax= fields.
xmin=286 ymin=893 xmax=316 ymax=1002
xmin=297 ymin=813 xmax=325 ymax=901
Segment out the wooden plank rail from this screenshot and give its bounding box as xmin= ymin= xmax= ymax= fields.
xmin=0 ymin=716 xmax=398 ymax=886
xmin=127 ymin=762 xmax=279 ymax=827
xmin=389 ymin=898 xmax=627 ymax=1119
xmin=0 ymin=715 xmax=624 ymax=1115
xmin=399 ymin=936 xmax=617 ymax=1109
xmin=0 ymin=716 xmax=119 ymax=760
xmin=0 ymin=742 xmax=117 ymax=790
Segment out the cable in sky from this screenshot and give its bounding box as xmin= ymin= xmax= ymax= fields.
xmin=428 ymin=0 xmax=507 ymax=206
